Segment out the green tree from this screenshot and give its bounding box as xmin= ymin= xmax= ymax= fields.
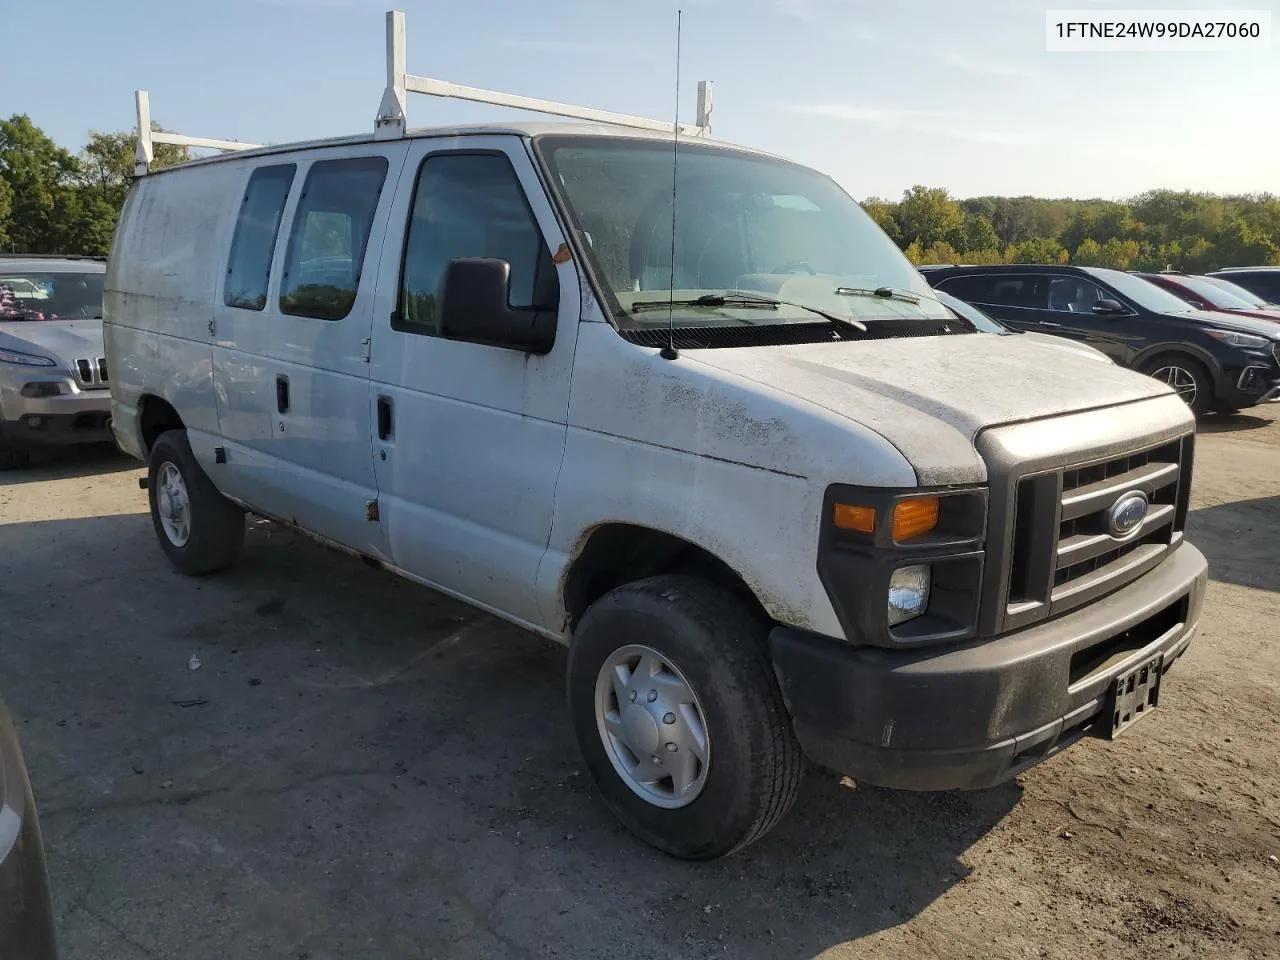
xmin=896 ymin=185 xmax=963 ymax=248
xmin=861 ymin=197 xmax=901 ymax=244
xmin=1212 ymin=217 xmax=1279 ymax=269
xmin=1098 ymin=238 xmax=1141 ymax=270
xmin=0 ymin=114 xmax=81 ymax=253
xmin=946 ymin=212 xmax=999 ymax=255
xmin=1072 ymin=237 xmax=1104 ymax=266
xmin=918 ymin=239 xmax=960 ymax=265
xmin=902 ymin=240 xmax=924 ymax=264
xmin=1005 ymin=237 xmax=1067 ymax=264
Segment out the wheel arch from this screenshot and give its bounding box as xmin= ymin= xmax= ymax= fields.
xmin=561 ymin=523 xmax=772 ymax=633
xmin=137 ymin=394 xmax=186 ymax=455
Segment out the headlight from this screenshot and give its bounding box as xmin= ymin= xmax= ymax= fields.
xmin=0 ymin=347 xmax=57 ymax=367
xmin=888 ymin=564 xmax=931 ymax=626
xmin=1206 ymin=329 xmax=1268 ymax=349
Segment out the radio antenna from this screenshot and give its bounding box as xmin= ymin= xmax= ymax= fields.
xmin=660 ymin=10 xmax=683 ymax=362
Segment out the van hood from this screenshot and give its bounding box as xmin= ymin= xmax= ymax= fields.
xmin=0 ymin=318 xmax=105 ymax=369
xmin=687 ymin=332 xmax=1173 ymax=485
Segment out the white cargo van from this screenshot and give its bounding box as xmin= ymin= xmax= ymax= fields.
xmin=105 ymin=12 xmax=1207 ymax=860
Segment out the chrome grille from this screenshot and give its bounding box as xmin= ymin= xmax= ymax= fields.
xmin=1004 ymin=435 xmax=1193 ymax=625
xmin=74 ymin=357 xmax=109 ymax=388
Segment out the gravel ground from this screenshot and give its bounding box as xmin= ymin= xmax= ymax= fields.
xmin=0 ymin=406 xmax=1277 ymax=960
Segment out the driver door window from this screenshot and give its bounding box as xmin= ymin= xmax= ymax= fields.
xmin=397 ymin=152 xmax=553 ymax=337
xmin=1046 ymin=277 xmax=1109 ymax=314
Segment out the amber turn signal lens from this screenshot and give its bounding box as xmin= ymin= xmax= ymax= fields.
xmin=832 ymin=503 xmax=876 ymax=534
xmin=892 ymin=497 xmax=940 ymax=541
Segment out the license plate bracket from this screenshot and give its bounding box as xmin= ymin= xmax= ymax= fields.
xmin=1107 ymin=651 xmax=1164 ymax=739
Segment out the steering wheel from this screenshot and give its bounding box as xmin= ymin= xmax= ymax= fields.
xmin=770 ymin=260 xmax=818 ymax=275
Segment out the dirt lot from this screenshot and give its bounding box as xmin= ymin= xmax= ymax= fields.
xmin=1 ymin=407 xmax=1278 ymax=960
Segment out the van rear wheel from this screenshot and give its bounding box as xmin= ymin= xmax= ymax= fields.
xmin=566 ymin=575 xmax=802 ymax=860
xmin=147 ymin=430 xmax=244 ymax=575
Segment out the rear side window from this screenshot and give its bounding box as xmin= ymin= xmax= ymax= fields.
xmin=397 ymin=152 xmax=552 ymax=336
xmin=224 ymin=164 xmax=295 ymax=311
xmin=279 ymin=157 xmax=388 ymax=320
xmin=939 ymin=274 xmax=1043 ymax=308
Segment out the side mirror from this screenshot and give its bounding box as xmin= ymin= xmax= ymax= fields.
xmin=1092 ymin=299 xmax=1126 ymax=315
xmin=438 ymin=258 xmax=558 ymax=355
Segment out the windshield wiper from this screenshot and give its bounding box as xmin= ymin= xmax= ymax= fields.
xmin=835 ymin=285 xmax=922 ymax=305
xmin=630 ymin=291 xmax=867 ymax=334
xmin=630 ymin=293 xmax=780 ymax=313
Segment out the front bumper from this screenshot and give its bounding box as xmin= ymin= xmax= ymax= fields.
xmin=0 ymin=379 xmax=113 ymax=448
xmin=771 ymin=542 xmax=1207 ymax=791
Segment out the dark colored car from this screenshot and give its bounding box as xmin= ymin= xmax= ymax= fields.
xmin=920 ymin=264 xmax=1280 ymax=415
xmin=1206 ymin=266 xmax=1280 ymax=304
xmin=0 ymin=703 xmax=57 ymax=959
xmin=1136 ymin=271 xmax=1280 ymax=324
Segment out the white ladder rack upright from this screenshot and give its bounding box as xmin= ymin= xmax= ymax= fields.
xmin=133 ymin=8 xmax=714 ymax=175
xmin=374 ymin=9 xmax=712 ymax=140
xmin=133 ymin=90 xmax=262 ymax=176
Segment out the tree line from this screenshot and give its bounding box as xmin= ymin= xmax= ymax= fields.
xmin=0 ymin=115 xmax=187 ymax=256
xmin=863 ymin=185 xmax=1280 ymax=271
xmin=3 ymin=112 xmax=1279 ymax=273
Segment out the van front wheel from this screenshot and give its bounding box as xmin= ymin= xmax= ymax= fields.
xmin=147 ymin=430 xmax=244 ymax=575
xmin=566 ymin=575 xmax=802 ymax=860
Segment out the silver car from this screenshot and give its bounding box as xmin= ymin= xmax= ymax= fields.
xmin=0 ymin=256 xmax=112 ymax=469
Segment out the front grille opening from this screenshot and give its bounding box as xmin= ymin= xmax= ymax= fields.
xmin=1061 ymin=441 xmax=1179 ymax=494
xmin=1068 ymin=596 xmax=1188 ymax=686
xmin=1008 ymin=478 xmax=1041 ymax=603
xmin=76 ymin=358 xmax=93 ymax=381
xmin=1054 ymin=529 xmax=1166 ymax=587
xmin=97 ymin=357 xmax=108 ymax=382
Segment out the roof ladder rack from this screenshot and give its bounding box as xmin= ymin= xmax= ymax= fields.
xmin=373 ymin=9 xmax=713 ymax=140
xmin=133 ymin=90 xmax=262 ymax=176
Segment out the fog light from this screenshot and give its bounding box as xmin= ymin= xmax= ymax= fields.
xmin=888 ymin=564 xmax=931 ymax=626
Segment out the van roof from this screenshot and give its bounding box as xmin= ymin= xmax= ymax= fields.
xmin=142 ymin=121 xmax=783 ymax=175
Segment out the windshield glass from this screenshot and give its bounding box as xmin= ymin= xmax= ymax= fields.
xmin=1202 ymin=275 xmax=1272 ymax=307
xmin=1084 ymin=267 xmax=1195 ymax=314
xmin=933 ymin=291 xmax=1010 ymax=333
xmin=1172 ymin=274 xmax=1258 ymax=309
xmin=0 ymin=270 xmax=104 ymax=321
xmin=537 ymin=136 xmax=949 ymax=331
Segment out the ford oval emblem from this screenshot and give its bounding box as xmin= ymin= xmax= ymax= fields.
xmin=1108 ymin=491 xmax=1149 ymax=539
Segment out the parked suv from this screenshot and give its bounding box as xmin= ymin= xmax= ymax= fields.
xmin=0 ymin=703 xmax=57 ymax=959
xmin=1135 ymin=271 xmax=1280 ymax=323
xmin=1206 ymin=266 xmax=1280 ymax=304
xmin=0 ymin=256 xmax=112 ymax=469
xmin=107 ymin=119 xmax=1208 ymax=859
xmin=922 ymin=264 xmax=1280 ymax=414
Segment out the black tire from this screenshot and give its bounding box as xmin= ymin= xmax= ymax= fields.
xmin=0 ymin=434 xmax=30 ymax=471
xmin=566 ymin=575 xmax=802 ymax=860
xmin=147 ymin=430 xmax=245 ymax=575
xmin=1141 ymin=353 xmax=1213 ymax=416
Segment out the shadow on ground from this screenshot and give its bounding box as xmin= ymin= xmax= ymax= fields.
xmin=0 ymin=444 xmax=135 ymax=486
xmin=1 ymin=513 xmax=1018 ymax=960
xmin=1188 ymin=495 xmax=1280 ymax=593
xmin=1196 ymin=412 xmax=1274 ymax=435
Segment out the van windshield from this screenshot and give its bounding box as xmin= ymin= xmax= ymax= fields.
xmin=536 ymin=136 xmax=950 ymax=332
xmin=0 ymin=271 xmax=104 ymax=321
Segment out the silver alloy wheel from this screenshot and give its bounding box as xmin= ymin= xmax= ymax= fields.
xmin=594 ymin=644 xmax=710 ymax=809
xmin=1151 ymin=364 xmax=1198 ymax=406
xmin=156 ymin=461 xmax=192 ymax=547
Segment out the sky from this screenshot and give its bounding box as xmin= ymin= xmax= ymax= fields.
xmin=3 ymin=0 xmax=1279 ymax=202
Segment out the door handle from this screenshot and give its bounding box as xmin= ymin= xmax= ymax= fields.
xmin=1039 ymin=320 xmax=1061 ymax=328
xmin=377 ymin=395 xmax=393 ymax=440
xmin=276 ymin=375 xmax=290 ymax=413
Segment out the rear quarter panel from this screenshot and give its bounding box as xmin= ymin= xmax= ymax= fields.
xmin=105 ymin=164 xmax=243 ymax=460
